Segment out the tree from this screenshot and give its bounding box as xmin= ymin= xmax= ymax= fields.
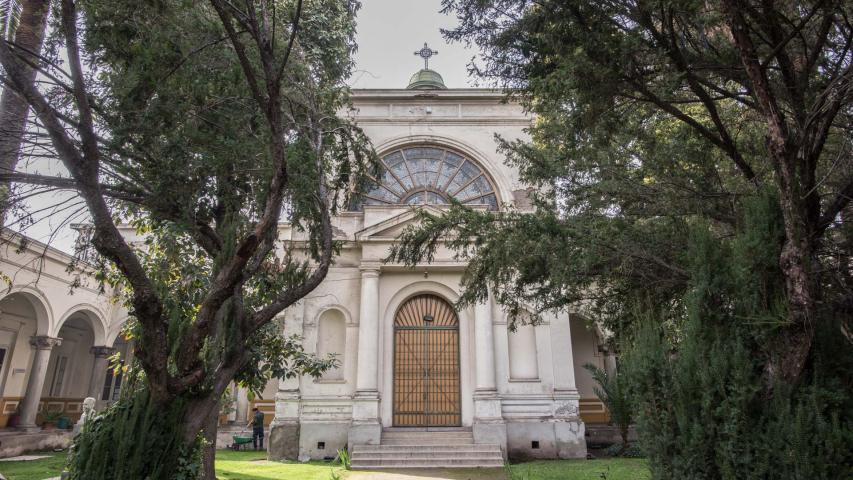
xmin=0 ymin=0 xmax=373 ymax=477
xmin=0 ymin=0 xmax=50 ymax=224
xmin=392 ymin=0 xmax=853 ymax=388
xmin=388 ymin=1 xmax=853 ymax=477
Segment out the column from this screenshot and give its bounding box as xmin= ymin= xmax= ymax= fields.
xmin=88 ymin=346 xmax=115 ymax=407
xmin=17 ymin=336 xmax=61 ymax=432
xmin=354 ymin=266 xmax=380 ymax=394
xmin=474 ymin=299 xmax=497 ymax=392
xmin=349 ymin=264 xmax=381 ymax=448
xmin=550 ymin=312 xmax=586 ymax=458
xmin=472 ymin=293 xmax=506 ymax=449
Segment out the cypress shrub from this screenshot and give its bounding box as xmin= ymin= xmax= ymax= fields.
xmin=622 ymin=194 xmax=853 ymax=479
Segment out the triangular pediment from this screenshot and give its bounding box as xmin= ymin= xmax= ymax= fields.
xmin=355 ymin=205 xmax=446 ymax=242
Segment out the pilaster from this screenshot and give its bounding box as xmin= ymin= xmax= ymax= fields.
xmin=269 ymin=306 xmax=304 ymax=460
xmin=549 ymin=311 xmax=586 ymax=458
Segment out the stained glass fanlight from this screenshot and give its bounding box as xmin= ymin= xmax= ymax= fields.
xmin=362 ymin=147 xmax=498 ymax=210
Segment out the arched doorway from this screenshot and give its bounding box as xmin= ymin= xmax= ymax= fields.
xmin=392 ymin=294 xmax=461 ymax=427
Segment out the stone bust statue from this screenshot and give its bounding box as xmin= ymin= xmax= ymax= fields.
xmin=73 ymin=397 xmax=97 ymax=435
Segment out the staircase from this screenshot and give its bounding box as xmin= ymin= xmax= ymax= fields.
xmin=350 ymin=429 xmax=504 ymax=469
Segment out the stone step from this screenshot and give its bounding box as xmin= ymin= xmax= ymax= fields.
xmin=380 ymin=438 xmax=474 ymax=445
xmin=350 ymin=457 xmax=505 ymax=469
xmin=352 ymin=451 xmax=503 ymax=460
xmin=351 ymin=438 xmax=503 ymax=469
xmin=352 ymin=444 xmax=501 ymax=454
xmin=352 ymin=429 xmax=502 ymax=469
xmin=380 ymin=431 xmax=475 ymax=444
xmin=382 ymin=427 xmax=472 ymax=432
xmin=381 ymin=432 xmax=474 ymax=438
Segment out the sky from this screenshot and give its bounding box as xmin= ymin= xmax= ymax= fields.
xmin=350 ymin=0 xmax=480 ymax=89
xmin=12 ymin=0 xmax=480 ymax=254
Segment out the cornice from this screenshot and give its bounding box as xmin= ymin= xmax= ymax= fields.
xmin=350 ymin=88 xmax=508 ymax=101
xmin=352 ymin=118 xmax=532 ymax=126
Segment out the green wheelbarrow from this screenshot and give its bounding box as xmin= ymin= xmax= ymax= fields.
xmin=231 ymin=430 xmax=254 ymax=450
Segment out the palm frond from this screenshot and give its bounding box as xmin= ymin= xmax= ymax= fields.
xmin=1 ymin=0 xmax=23 ymax=41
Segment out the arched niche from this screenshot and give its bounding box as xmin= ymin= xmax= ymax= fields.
xmin=316 ymin=309 xmax=347 ymax=381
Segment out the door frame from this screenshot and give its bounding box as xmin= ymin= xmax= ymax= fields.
xmin=380 ymin=280 xmax=474 ymax=428
xmin=391 ymin=293 xmax=461 ymax=427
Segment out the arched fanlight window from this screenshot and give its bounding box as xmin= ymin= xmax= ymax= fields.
xmin=362 ymin=147 xmax=498 ymax=210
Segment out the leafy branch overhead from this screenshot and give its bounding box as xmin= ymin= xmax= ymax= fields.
xmin=0 ymin=0 xmax=373 ymax=477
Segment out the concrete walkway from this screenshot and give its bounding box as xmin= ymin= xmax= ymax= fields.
xmin=347 ymin=468 xmax=507 ymax=480
xmin=0 ymin=454 xmax=51 ymax=462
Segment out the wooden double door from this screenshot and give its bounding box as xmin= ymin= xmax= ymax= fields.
xmin=392 ymin=294 xmax=461 ymax=427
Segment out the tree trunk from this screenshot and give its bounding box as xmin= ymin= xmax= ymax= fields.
xmin=200 ymin=402 xmax=220 ymax=480
xmin=0 ymin=0 xmax=50 ymax=225
xmin=767 ymin=149 xmax=817 ymax=388
xmin=179 ymin=395 xmax=224 ymax=479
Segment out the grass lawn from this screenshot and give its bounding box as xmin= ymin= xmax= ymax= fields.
xmin=0 ymin=450 xmax=345 ymax=480
xmin=508 ymin=459 xmax=650 ymax=480
xmin=0 ymin=450 xmax=649 ymax=480
xmin=216 ymin=449 xmax=345 ymax=480
xmin=0 ymin=453 xmax=67 ymax=480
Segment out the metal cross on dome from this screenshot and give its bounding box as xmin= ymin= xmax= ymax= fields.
xmin=414 ymin=42 xmax=438 ymax=69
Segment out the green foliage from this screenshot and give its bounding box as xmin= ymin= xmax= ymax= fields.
xmin=583 ymin=363 xmax=633 ymax=449
xmin=68 ymin=388 xmax=199 ymax=479
xmin=333 ymin=448 xmax=350 ymax=470
xmin=603 ymin=443 xmax=644 ymax=459
xmin=389 ymin=2 xmax=853 ymax=477
xmin=236 ymin=327 xmax=339 ymax=396
xmin=75 ymin=0 xmax=372 ymax=392
xmin=621 ymin=196 xmax=853 ymax=479
xmin=13 ymin=2 xmax=374 ymax=475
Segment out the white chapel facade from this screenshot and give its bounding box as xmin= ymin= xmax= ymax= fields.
xmin=266 ymin=67 xmax=601 ymax=461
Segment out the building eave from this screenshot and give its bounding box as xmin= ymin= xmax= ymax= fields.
xmin=350 ymin=88 xmax=510 ymax=101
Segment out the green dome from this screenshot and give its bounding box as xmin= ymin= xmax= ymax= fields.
xmin=406 ymin=69 xmax=447 ymax=90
